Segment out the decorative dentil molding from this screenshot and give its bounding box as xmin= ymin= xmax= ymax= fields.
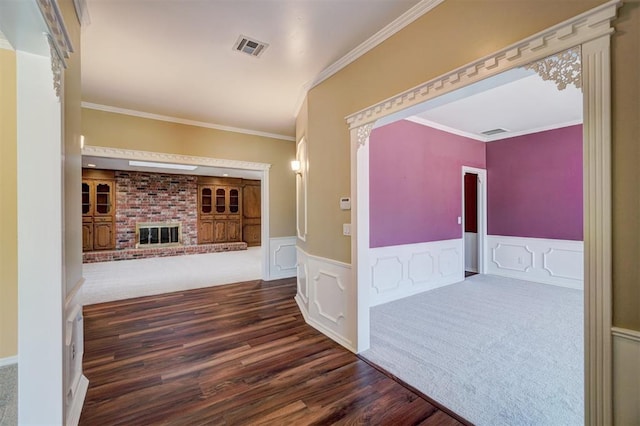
xmin=525 ymin=47 xmax=582 ymax=91
xmin=345 ymin=0 xmax=620 ymax=129
xmin=37 ymin=0 xmax=74 ymax=99
xmin=82 ymin=145 xmax=272 ymax=171
xmin=357 ymin=123 xmax=374 ymax=148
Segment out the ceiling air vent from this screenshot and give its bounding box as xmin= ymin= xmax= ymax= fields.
xmin=233 ymin=35 xmax=269 ymax=58
xmin=480 ymin=128 xmax=509 ymax=136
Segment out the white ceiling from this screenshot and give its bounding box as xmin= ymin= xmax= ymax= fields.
xmin=405 ymin=67 xmax=583 ymax=142
xmin=81 ymin=0 xmax=423 ymax=139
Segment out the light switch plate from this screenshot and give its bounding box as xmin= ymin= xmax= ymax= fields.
xmin=343 ymin=223 xmax=351 ymax=236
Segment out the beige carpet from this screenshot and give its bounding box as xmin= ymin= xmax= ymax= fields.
xmin=82 ymin=247 xmax=262 ymax=305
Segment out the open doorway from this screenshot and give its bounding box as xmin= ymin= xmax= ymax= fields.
xmin=357 ymin=48 xmax=586 ymax=424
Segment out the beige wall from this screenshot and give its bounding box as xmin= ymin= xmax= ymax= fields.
xmin=302 ymin=0 xmax=640 ymax=330
xmin=0 ymin=47 xmax=17 ymax=359
xmin=611 ymin=1 xmax=640 ymax=330
xmin=82 ymin=108 xmax=296 ymax=238
xmin=304 ymin=0 xmax=602 ymax=263
xmin=61 ymin=0 xmax=83 ymax=297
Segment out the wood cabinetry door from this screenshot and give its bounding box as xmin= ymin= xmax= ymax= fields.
xmin=93 ymin=222 xmax=113 ymax=250
xmin=82 ymin=219 xmax=93 ymax=251
xmin=242 ymin=182 xmax=261 ymax=246
xmin=199 ymin=219 xmax=214 ymax=244
xmin=82 ymin=182 xmax=92 ymax=216
xmin=213 ymin=220 xmax=227 ymax=243
xmin=226 ymin=220 xmax=242 ymax=242
xmin=94 ymin=181 xmax=114 ymax=216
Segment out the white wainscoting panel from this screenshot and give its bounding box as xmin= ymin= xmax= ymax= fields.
xmin=464 ymin=232 xmax=478 ymax=272
xmin=268 ymin=237 xmax=297 ymax=280
xmin=612 ymin=327 xmax=640 ymax=426
xmin=487 ymin=235 xmax=583 ymax=289
xmin=64 ymin=281 xmax=89 ymax=426
xmin=369 ymin=239 xmax=464 ymax=307
xmin=295 ymin=247 xmax=355 ymax=352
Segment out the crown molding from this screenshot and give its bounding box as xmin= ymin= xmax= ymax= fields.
xmin=346 ymin=0 xmax=621 ymax=129
xmin=312 ymin=0 xmax=445 ymax=89
xmin=81 ymin=102 xmax=295 ymax=142
xmin=0 ymin=29 xmax=13 ymax=50
xmin=405 ymin=116 xmax=583 ymax=142
xmin=82 ymin=145 xmax=272 ymax=171
xmin=294 ymin=0 xmax=445 ymax=117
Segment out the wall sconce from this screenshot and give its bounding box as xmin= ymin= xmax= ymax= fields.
xmin=291 ymin=160 xmax=302 ymax=175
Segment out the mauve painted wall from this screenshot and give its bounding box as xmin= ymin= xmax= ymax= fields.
xmin=487 ymin=124 xmax=583 ymax=240
xmin=369 ymin=120 xmax=486 ymax=248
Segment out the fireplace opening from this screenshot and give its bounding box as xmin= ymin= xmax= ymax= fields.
xmin=136 ymin=222 xmax=182 ymax=248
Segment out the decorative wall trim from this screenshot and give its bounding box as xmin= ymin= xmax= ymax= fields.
xmin=369 ymin=239 xmax=464 ymax=306
xmin=269 ymin=236 xmax=297 ymax=280
xmin=72 ymin=0 xmax=91 ymax=26
xmin=347 ymin=5 xmax=619 ymax=419
xmin=0 ymin=29 xmax=13 ymax=50
xmin=37 ymin=0 xmax=74 ymax=62
xmin=0 ymin=356 xmax=18 ymax=368
xmin=345 ymin=0 xmax=620 ymax=129
xmin=81 ymin=102 xmax=295 ymax=142
xmin=612 ymin=328 xmax=640 ymax=425
xmin=82 ymin=145 xmax=272 ymax=171
xmin=309 ymin=0 xmax=445 ymax=92
xmin=295 ymin=247 xmax=355 ymax=352
xmin=486 ymin=235 xmax=583 ymax=289
xmin=612 ymin=327 xmax=640 ymax=342
xmin=296 ymin=137 xmax=308 ymax=241
xmin=66 ymin=376 xmax=88 ymax=426
xmin=64 ymin=277 xmax=85 ymax=310
xmin=524 ymin=47 xmax=581 ymax=91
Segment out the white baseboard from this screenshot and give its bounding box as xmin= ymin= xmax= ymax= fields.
xmin=612 ymin=327 xmax=640 ymax=426
xmin=295 ymin=247 xmax=355 ymax=352
xmin=268 ymin=236 xmax=297 ymax=280
xmin=486 ymin=235 xmax=583 ymax=289
xmin=65 ymin=375 xmax=88 ymax=426
xmin=0 ymin=356 xmax=18 ymax=367
xmin=369 ymin=239 xmax=464 ymax=306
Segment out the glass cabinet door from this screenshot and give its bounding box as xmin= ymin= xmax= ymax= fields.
xmin=201 ymin=187 xmax=212 ymax=213
xmin=95 ymin=182 xmax=112 ymax=214
xmin=82 ymin=182 xmax=91 ymax=215
xmin=216 ymin=188 xmax=226 ymax=213
xmin=229 ymin=189 xmax=239 ymax=213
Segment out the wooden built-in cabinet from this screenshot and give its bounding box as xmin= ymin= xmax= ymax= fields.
xmin=198 ymin=177 xmax=243 ymax=244
xmin=82 ymin=169 xmax=116 ymax=251
xmin=197 ymin=177 xmax=261 ymax=245
xmin=242 ymin=180 xmax=261 ymax=247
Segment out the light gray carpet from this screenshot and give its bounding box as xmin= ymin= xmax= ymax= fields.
xmin=361 ymin=274 xmax=583 ymax=426
xmin=0 ymin=364 xmax=17 ymax=426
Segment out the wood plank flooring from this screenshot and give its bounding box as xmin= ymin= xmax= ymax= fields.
xmin=80 ymin=278 xmax=465 ymax=425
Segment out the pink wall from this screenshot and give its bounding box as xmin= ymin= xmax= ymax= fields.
xmin=369 ymin=120 xmax=486 ymax=248
xmin=487 ymin=125 xmax=583 ymax=240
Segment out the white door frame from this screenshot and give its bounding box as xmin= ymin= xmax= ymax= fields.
xmin=80 ymin=146 xmax=273 ymax=280
xmin=462 ymin=166 xmax=487 ymax=275
xmin=347 ymin=2 xmax=619 ymax=424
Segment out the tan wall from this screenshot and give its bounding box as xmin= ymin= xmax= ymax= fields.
xmin=303 ymin=0 xmax=640 ymax=330
xmin=60 ymin=0 xmax=83 ymax=297
xmin=611 ymin=2 xmax=640 ymax=330
xmin=0 ymin=47 xmax=17 ymax=358
xmin=304 ymin=0 xmax=603 ymax=264
xmin=82 ymin=108 xmax=296 ymax=238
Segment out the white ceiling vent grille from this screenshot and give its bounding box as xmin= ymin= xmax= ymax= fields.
xmin=233 ymin=35 xmax=269 ymax=58
xmin=480 ymin=128 xmax=509 ymax=136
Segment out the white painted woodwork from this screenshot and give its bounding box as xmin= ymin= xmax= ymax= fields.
xmin=369 ymin=239 xmax=464 ymax=306
xmin=486 ymin=235 xmax=583 ymax=289
xmin=17 ymin=49 xmax=64 ymax=425
xmin=296 ymin=137 xmax=308 ymax=241
xmin=344 ymin=3 xmax=619 ymax=423
xmin=295 ymin=247 xmax=355 ymax=352
xmin=612 ymin=328 xmax=640 ymax=425
xmin=269 ymin=237 xmax=297 ymax=280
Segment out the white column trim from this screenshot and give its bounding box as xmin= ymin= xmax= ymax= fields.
xmin=346 ymin=2 xmax=620 ymax=424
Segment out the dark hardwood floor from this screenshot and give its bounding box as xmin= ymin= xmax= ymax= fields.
xmin=80 ymin=278 xmax=465 ymax=425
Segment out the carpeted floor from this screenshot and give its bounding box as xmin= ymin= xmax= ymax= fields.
xmin=0 ymin=364 xmax=17 ymax=426
xmin=361 ymin=274 xmax=583 ymax=426
xmin=82 ymin=246 xmax=262 ymax=304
